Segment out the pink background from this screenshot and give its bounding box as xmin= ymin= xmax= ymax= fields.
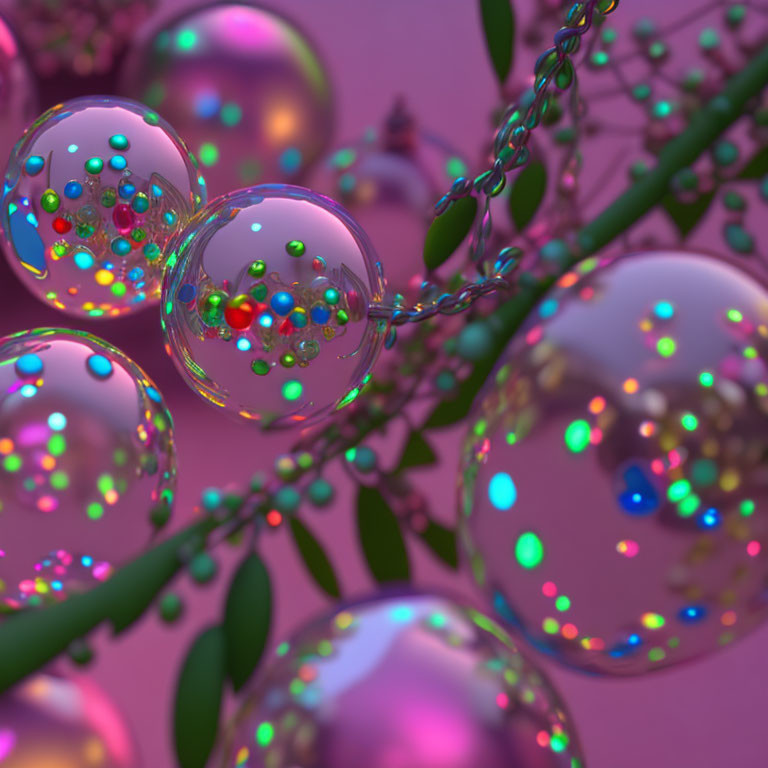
xmin=0 ymin=1 xmax=766 ymax=766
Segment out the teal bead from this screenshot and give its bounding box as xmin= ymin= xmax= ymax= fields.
xmin=457 ymin=322 xmax=494 ymax=362
xmin=159 ymin=592 xmax=184 ymax=623
xmin=274 ymin=485 xmax=301 ymax=514
xmin=201 ymin=487 xmax=222 ymax=510
xmin=723 ymin=191 xmax=746 ymax=211
xmin=724 ymin=223 xmax=754 ymax=254
xmin=353 ymin=446 xmax=377 ymax=473
xmin=307 ymin=478 xmax=334 ymax=507
xmin=540 ymin=239 xmax=571 ymax=265
xmin=190 ymin=552 xmax=218 ymax=584
xmin=699 ymin=27 xmax=720 ymax=50
xmin=436 ymin=370 xmax=456 ymax=392
xmin=713 ymin=140 xmax=739 ymax=166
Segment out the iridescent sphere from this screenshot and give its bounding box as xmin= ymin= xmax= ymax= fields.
xmin=0 ymin=672 xmax=139 ymax=766
xmin=162 ymin=185 xmax=387 ymax=428
xmin=314 ymin=106 xmax=468 ymax=299
xmin=0 ymin=13 xmax=37 ymax=162
xmin=218 ymin=592 xmax=585 ymax=768
xmin=1 ymin=96 xmax=206 ymax=318
xmin=0 ymin=329 xmax=175 ymax=610
xmin=119 ymin=3 xmax=333 ymax=197
xmin=459 ymin=251 xmax=768 ymax=675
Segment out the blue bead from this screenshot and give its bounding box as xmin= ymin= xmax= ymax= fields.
xmin=25 ymin=156 xmax=44 ymax=175
xmin=64 ymin=181 xmax=83 ymax=199
xmin=86 ymin=354 xmax=113 ymax=379
xmin=15 ymin=353 xmax=43 ymax=376
xmin=177 ymin=283 xmax=196 ymax=303
xmin=310 ymin=303 xmax=331 ymax=324
xmin=109 ymin=155 xmax=128 ymax=170
xmin=270 ymin=292 xmax=295 ymax=316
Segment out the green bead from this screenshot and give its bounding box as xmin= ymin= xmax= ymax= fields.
xmin=85 ymin=157 xmax=104 ymax=174
xmin=285 ymin=239 xmax=306 ymax=257
xmin=699 ymin=27 xmax=720 ymax=50
xmin=76 ymin=223 xmax=94 ymax=239
xmin=250 ymin=282 xmax=268 ymax=302
xmin=682 ymin=68 xmax=705 ymax=91
xmin=280 ymin=353 xmax=296 ymax=368
xmin=647 ymin=41 xmax=667 ymax=60
xmin=723 ymin=191 xmax=746 ymax=211
xmin=40 ymin=189 xmax=60 ymax=213
xmin=590 ymin=51 xmax=609 ymax=67
xmin=159 ymin=592 xmax=183 ymax=623
xmin=67 ymin=639 xmax=94 ymax=666
xmin=248 ymin=260 xmax=266 ymax=277
xmin=109 ymin=134 xmax=129 ymax=150
xmin=251 ymin=359 xmax=270 ymax=375
xmin=250 ymin=472 xmax=266 ymax=492
xmin=190 ymin=552 xmax=217 ymax=584
xmin=144 ymin=242 xmax=161 ymax=261
xmin=273 ymin=485 xmax=301 ymax=514
xmin=675 ymin=168 xmax=699 ymax=191
xmin=150 ymin=502 xmax=171 ymax=528
xmin=726 ymin=4 xmax=746 ymax=26
xmin=336 ymin=309 xmax=349 ymax=325
xmin=101 ymin=187 xmax=117 ymax=207
xmin=632 ymin=83 xmax=651 ymax=101
xmin=307 ymin=477 xmax=334 ymax=507
xmin=131 ymin=227 xmax=147 ymax=242
xmin=324 ymin=287 xmax=340 ymax=305
xmin=144 ymin=111 xmax=160 ymax=126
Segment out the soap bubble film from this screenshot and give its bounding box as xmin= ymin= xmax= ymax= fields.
xmin=119 ymin=2 xmax=333 ymax=197
xmin=218 ymin=592 xmax=585 ymax=768
xmin=0 ymin=328 xmax=175 ymax=610
xmin=162 ymin=184 xmax=387 ymax=428
xmin=460 ymin=251 xmax=768 ymax=675
xmin=1 ymin=96 xmax=206 ymax=318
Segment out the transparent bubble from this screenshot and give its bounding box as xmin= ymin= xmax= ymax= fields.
xmin=1 ymin=96 xmax=206 ymax=318
xmin=119 ymin=3 xmax=333 ymax=197
xmin=0 ymin=672 xmax=139 ymax=766
xmin=0 ymin=13 xmax=38 ymax=159
xmin=162 ymin=185 xmax=387 ymax=428
xmin=0 ymin=329 xmax=175 ymax=610
xmin=218 ymin=592 xmax=585 ymax=768
xmin=460 ymin=251 xmax=768 ymax=675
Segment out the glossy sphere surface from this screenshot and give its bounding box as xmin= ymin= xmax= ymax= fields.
xmin=0 ymin=14 xmax=37 ymax=164
xmin=119 ymin=3 xmax=333 ymax=197
xmin=218 ymin=592 xmax=585 ymax=768
xmin=0 ymin=329 xmax=175 ymax=610
xmin=0 ymin=673 xmax=139 ymax=766
xmin=460 ymin=252 xmax=768 ymax=675
xmin=1 ymin=97 xmax=206 ymax=318
xmin=162 ymin=185 xmax=386 ymax=428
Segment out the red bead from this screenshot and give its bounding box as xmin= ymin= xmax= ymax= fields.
xmin=52 ymin=217 xmax=71 ymax=234
xmin=279 ymin=318 xmax=295 ymax=336
xmin=224 ymin=299 xmax=255 ymax=330
xmin=112 ymin=204 xmax=135 ymax=234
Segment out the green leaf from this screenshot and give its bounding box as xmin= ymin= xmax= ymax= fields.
xmin=419 ymin=520 xmax=459 ymax=569
xmin=738 ymin=146 xmax=768 ymax=179
xmin=396 ymin=430 xmax=437 ymax=471
xmin=661 ymin=190 xmax=715 ymax=237
xmin=480 ymin=0 xmax=516 ymax=85
xmin=290 ymin=517 xmax=341 ymax=598
xmin=357 ymin=486 xmax=411 ymax=583
xmin=423 ymin=196 xmax=478 ymax=270
xmin=174 ymin=626 xmax=226 ymax=768
xmin=223 ymin=553 xmax=271 ymax=691
xmin=508 ymin=160 xmax=547 ymax=232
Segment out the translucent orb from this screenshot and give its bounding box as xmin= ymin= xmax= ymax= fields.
xmin=119 ymin=3 xmax=333 ymax=197
xmin=313 ymin=107 xmax=468 ymax=299
xmin=162 ymin=185 xmax=387 ymax=428
xmin=218 ymin=592 xmax=585 ymax=768
xmin=459 ymin=251 xmax=768 ymax=675
xmin=1 ymin=96 xmax=206 ymax=318
xmin=0 ymin=13 xmax=38 ymax=159
xmin=0 ymin=328 xmax=175 ymax=610
xmin=0 ymin=672 xmax=139 ymax=766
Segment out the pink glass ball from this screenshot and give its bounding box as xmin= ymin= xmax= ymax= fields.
xmin=0 ymin=13 xmax=37 ymax=162
xmin=218 ymin=592 xmax=585 ymax=768
xmin=1 ymin=96 xmax=206 ymax=318
xmin=460 ymin=251 xmax=768 ymax=675
xmin=0 ymin=672 xmax=139 ymax=766
xmin=119 ymin=2 xmax=333 ymax=198
xmin=0 ymin=328 xmax=175 ymax=610
xmin=162 ymin=185 xmax=387 ymax=428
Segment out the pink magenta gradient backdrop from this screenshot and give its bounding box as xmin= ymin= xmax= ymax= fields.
xmin=0 ymin=1 xmax=766 ymax=766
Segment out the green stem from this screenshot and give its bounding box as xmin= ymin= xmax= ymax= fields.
xmin=0 ymin=44 xmax=765 ymax=695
